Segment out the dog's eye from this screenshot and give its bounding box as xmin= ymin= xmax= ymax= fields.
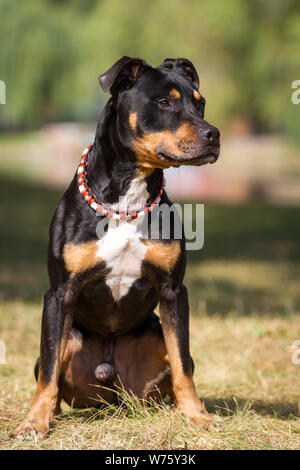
xmin=158 ymin=99 xmax=171 ymax=109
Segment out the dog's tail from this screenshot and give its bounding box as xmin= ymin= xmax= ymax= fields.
xmin=94 ymin=334 xmax=116 ymax=384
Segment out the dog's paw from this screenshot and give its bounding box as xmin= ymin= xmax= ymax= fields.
xmin=177 ymin=405 xmax=214 ymax=430
xmin=16 ymin=419 xmax=50 ymax=441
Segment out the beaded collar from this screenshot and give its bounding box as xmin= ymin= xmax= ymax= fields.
xmin=78 ymin=145 xmax=165 ymax=220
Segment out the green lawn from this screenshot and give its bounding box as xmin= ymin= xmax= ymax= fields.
xmin=0 ymin=176 xmax=300 ymax=449
xmin=186 ymin=203 xmax=300 ymax=316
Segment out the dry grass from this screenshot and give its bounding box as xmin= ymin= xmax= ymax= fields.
xmin=0 ymin=301 xmax=299 ymax=450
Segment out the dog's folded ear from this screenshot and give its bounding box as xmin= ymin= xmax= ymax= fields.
xmin=98 ymin=56 xmax=151 ymax=95
xmin=159 ymin=58 xmax=199 ymax=88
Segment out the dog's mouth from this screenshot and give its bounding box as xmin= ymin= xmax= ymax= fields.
xmin=157 ymin=147 xmax=220 ymax=167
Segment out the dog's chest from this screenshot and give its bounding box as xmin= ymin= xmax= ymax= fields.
xmin=96 ymin=221 xmax=147 ymax=302
xmin=96 ymin=175 xmax=149 ymax=302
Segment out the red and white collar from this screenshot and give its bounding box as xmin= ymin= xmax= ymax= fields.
xmin=78 ymin=145 xmax=165 ymax=220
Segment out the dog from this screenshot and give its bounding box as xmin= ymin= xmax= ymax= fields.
xmin=17 ymin=56 xmax=220 ymax=437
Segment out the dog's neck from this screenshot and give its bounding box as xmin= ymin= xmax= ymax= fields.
xmin=86 ymin=102 xmax=163 ymax=209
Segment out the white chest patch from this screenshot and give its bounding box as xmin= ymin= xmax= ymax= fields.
xmin=96 ymin=174 xmax=149 ymax=302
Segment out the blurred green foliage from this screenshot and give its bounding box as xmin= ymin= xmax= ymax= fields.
xmin=0 ymin=0 xmax=299 ymax=140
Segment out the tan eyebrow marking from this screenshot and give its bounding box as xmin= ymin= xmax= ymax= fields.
xmin=193 ymin=90 xmax=201 ymax=101
xmin=129 ymin=112 xmax=137 ymax=133
xmin=169 ymin=88 xmax=181 ymax=99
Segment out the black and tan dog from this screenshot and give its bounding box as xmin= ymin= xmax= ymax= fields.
xmin=17 ymin=56 xmax=220 ymax=437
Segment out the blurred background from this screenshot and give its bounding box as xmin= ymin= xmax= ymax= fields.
xmin=0 ymin=0 xmax=300 ymax=315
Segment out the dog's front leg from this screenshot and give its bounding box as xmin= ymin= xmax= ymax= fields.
xmin=17 ymin=286 xmax=74 ymax=438
xmin=160 ymin=284 xmax=212 ymax=427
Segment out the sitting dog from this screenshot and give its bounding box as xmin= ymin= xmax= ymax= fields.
xmin=17 ymin=56 xmax=220 ymax=437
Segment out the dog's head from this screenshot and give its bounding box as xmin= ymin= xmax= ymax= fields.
xmin=99 ymin=56 xmax=220 ymax=169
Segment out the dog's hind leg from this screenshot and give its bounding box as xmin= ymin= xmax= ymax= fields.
xmin=58 ymin=329 xmax=116 ymax=409
xmin=113 ymin=313 xmax=174 ymax=401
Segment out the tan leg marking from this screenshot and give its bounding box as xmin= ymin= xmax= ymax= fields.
xmin=63 ymin=240 xmax=103 ymax=276
xmin=161 ymin=327 xmax=212 ymax=427
xmin=17 ymin=357 xmax=61 ymax=437
xmin=17 ymin=315 xmax=74 ymax=437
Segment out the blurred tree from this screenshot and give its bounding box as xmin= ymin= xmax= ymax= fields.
xmin=0 ymin=0 xmax=299 ymax=141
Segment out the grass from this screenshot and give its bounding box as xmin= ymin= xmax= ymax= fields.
xmin=0 ymin=302 xmax=299 ymax=449
xmin=0 ymin=176 xmax=300 ymax=449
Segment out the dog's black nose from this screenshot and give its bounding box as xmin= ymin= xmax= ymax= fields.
xmin=200 ymin=125 xmax=220 ymax=145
